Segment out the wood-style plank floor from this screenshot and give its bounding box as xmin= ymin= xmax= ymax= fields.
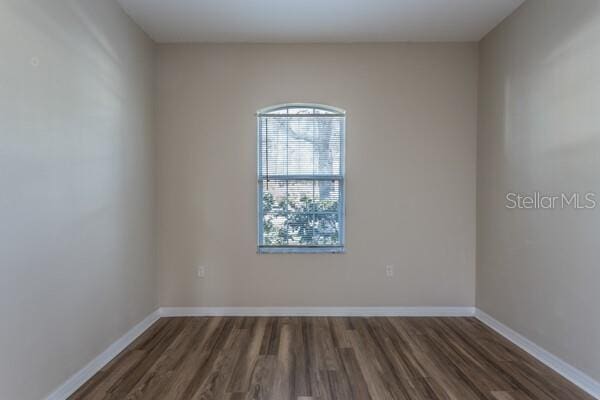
xmin=69 ymin=317 xmax=593 ymax=400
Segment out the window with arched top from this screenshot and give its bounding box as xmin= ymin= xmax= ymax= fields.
xmin=257 ymin=104 xmax=346 ymax=253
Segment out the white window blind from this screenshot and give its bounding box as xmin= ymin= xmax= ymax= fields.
xmin=257 ymin=104 xmax=345 ymax=253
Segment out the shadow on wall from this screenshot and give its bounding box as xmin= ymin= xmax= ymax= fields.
xmin=4 ymin=0 xmax=123 ymax=71
xmin=498 ymin=0 xmax=600 ymax=180
xmin=1 ymin=1 xmax=156 ymax=400
xmin=477 ymin=0 xmax=600 ymax=383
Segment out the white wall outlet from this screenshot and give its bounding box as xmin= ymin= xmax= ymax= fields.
xmin=386 ymin=265 xmax=394 ymax=277
xmin=197 ymin=265 xmax=206 ymax=278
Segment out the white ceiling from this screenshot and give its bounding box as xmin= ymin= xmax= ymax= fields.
xmin=117 ymin=0 xmax=525 ymax=43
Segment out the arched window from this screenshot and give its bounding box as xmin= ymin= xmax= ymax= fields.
xmin=257 ymin=104 xmax=345 ymax=253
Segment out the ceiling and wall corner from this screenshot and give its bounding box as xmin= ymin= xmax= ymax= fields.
xmin=117 ymin=0 xmax=525 ymax=43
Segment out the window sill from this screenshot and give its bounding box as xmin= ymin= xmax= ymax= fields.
xmin=258 ymin=246 xmax=346 ymax=254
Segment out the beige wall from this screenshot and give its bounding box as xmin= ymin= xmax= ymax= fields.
xmin=0 ymin=1 xmax=157 ymax=399
xmin=156 ymin=43 xmax=477 ymax=308
xmin=477 ymin=0 xmax=600 ymax=382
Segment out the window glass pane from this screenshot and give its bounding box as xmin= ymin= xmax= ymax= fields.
xmin=314 ymin=213 xmax=339 ymax=245
xmin=260 ymin=118 xmax=288 ymax=176
xmin=314 ymin=180 xmax=340 ymax=212
xmin=258 ymin=105 xmax=344 ymax=251
xmin=262 ymin=212 xmax=287 ymax=245
xmin=261 ymin=179 xmax=342 ymax=246
xmin=287 ymin=124 xmax=316 ymax=175
xmin=287 ymin=213 xmax=315 ymax=245
xmin=287 ymin=107 xmax=314 ymax=115
xmin=259 ymin=116 xmax=343 ymax=177
xmin=262 ymin=180 xmax=341 ymax=214
xmin=287 ymin=181 xmax=314 ymax=212
xmin=262 ymin=211 xmax=339 ymax=246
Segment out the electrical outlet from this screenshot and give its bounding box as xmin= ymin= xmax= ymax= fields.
xmin=386 ymin=265 xmax=394 ymax=277
xmin=197 ymin=266 xmax=206 ymax=278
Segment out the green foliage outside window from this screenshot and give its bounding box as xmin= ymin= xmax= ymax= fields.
xmin=262 ymin=192 xmax=339 ymax=246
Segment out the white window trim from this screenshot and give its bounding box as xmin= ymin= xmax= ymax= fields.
xmin=257 ymin=104 xmax=346 ymax=254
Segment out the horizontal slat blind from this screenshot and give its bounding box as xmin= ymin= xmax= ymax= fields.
xmin=258 ymin=106 xmax=345 ymax=250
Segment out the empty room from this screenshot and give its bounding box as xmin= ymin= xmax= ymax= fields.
xmin=2 ymin=0 xmax=600 ymax=399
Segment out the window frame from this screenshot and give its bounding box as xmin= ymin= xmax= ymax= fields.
xmin=257 ymin=103 xmax=346 ymax=254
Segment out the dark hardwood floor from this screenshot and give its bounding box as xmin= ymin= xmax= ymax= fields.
xmin=69 ymin=317 xmax=593 ymax=400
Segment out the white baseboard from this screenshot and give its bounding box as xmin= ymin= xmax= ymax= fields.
xmin=475 ymin=309 xmax=600 ymax=400
xmin=158 ymin=306 xmax=476 ymax=317
xmin=44 ymin=309 xmax=161 ymax=400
